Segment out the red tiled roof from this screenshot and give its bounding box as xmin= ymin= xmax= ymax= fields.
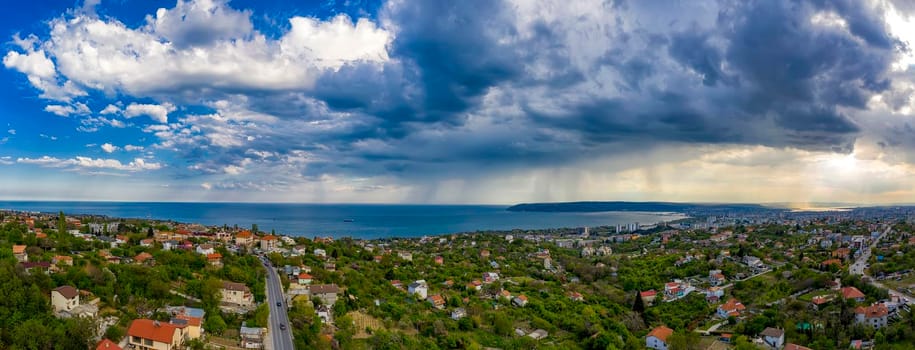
xmin=298 ymin=273 xmax=313 ymax=279
xmin=127 ymin=319 xmax=180 ymax=344
xmin=785 ymin=343 xmax=813 ymax=350
xmin=96 ymin=339 xmax=122 ymax=350
xmin=207 ymin=253 xmax=222 ymax=260
xmin=855 ymin=303 xmax=889 ymax=319
xmin=647 ymin=326 xmax=674 ymax=342
xmin=12 ymin=245 xmax=26 ymax=254
xmin=720 ymin=299 xmax=745 ymax=313
xmin=135 ymin=252 xmax=153 ymax=262
xmin=841 ymin=286 xmax=866 ymax=299
xmin=54 ymin=285 xmax=79 ymax=299
xmin=640 ymin=290 xmax=657 ymax=297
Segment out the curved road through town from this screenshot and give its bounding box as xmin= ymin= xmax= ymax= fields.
xmin=264 ymin=258 xmax=295 ymax=350
xmin=851 ymin=226 xmax=912 ymax=305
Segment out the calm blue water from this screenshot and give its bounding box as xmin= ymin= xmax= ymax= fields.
xmin=0 ymin=201 xmax=686 ymax=239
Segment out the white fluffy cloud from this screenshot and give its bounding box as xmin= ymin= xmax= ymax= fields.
xmin=44 ymin=102 xmax=91 ymax=117
xmin=100 ymin=143 xmax=118 ymax=153
xmin=148 ymin=0 xmax=254 ymax=47
xmin=123 ymin=103 xmax=175 ymax=123
xmin=6 ymin=2 xmax=391 ymax=99
xmin=18 ymin=155 xmax=162 ymax=172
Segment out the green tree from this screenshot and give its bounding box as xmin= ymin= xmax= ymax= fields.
xmin=58 ymin=211 xmax=67 ymax=237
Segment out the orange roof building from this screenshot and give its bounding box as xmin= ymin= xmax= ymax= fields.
xmin=841 ymin=286 xmax=866 ymax=300
xmin=95 ymin=339 xmax=122 ymax=350
xmin=647 ymin=325 xmax=674 ymax=346
xmin=127 ymin=319 xmax=183 ymax=349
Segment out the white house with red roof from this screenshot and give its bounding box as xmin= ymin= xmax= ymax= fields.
xmin=717 ymin=298 xmax=746 ymax=318
xmin=127 ymin=319 xmax=184 ymax=350
xmin=855 ymin=303 xmax=889 ymax=328
xmin=646 ymin=325 xmax=673 ymax=350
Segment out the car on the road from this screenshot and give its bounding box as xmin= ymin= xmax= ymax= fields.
xmin=277 ymin=301 xmax=282 ymax=307
xmin=279 ymin=324 xmax=287 ymax=330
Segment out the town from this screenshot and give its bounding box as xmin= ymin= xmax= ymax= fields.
xmin=2 ymin=207 xmax=915 ymax=350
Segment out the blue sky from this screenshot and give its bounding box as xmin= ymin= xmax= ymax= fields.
xmin=2 ymin=0 xmax=915 ymax=204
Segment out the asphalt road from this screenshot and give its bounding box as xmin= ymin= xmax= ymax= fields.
xmin=850 ymin=226 xmax=912 ymax=304
xmin=264 ymin=258 xmax=295 ymax=350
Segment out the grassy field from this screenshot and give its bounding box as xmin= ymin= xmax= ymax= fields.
xmin=797 ymin=289 xmax=834 ymax=302
xmin=348 ymin=311 xmax=386 ymax=339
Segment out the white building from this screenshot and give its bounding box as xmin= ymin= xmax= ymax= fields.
xmin=51 ymin=286 xmax=79 ymax=313
xmin=760 ymin=327 xmax=785 ymax=349
xmin=646 ymin=326 xmax=673 ymax=350
xmin=408 ymin=280 xmax=428 ymax=299
xmin=855 ymin=303 xmax=889 ymax=328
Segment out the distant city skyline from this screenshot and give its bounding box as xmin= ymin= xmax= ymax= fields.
xmin=3 ymin=0 xmax=915 ymax=204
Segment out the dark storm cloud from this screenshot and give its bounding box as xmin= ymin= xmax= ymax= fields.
xmin=126 ymin=0 xmax=906 ymax=183
xmin=272 ymin=0 xmax=901 ymax=179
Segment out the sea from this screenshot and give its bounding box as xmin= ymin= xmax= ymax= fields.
xmin=0 ymin=201 xmax=686 ymax=239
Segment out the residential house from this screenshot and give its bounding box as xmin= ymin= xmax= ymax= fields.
xmin=709 ymin=270 xmax=726 ymax=286
xmin=235 ymin=231 xmax=254 ymax=246
xmin=13 ymin=245 xmax=27 ymax=262
xmin=397 ymin=251 xmax=413 ymax=261
xmin=842 ymin=287 xmax=867 ymax=303
xmin=298 ymin=273 xmax=313 ymax=285
xmin=646 ymin=325 xmax=674 ymax=350
xmin=483 ymin=272 xmax=500 ymax=284
xmin=324 ymin=262 xmax=336 ymax=271
xmin=221 ymin=282 xmax=254 ymax=307
xmin=96 ymin=339 xmax=122 ymax=350
xmin=718 ymin=298 xmax=746 ymax=318
xmin=640 ymin=290 xmax=658 ymax=304
xmin=196 ymin=244 xmax=215 ymax=255
xmin=239 ymin=326 xmax=264 ymax=349
xmin=480 ymin=249 xmax=490 ymax=258
xmin=434 ymin=256 xmax=444 ymax=265
xmin=140 ymin=238 xmax=154 ymax=247
xmin=707 ymin=287 xmax=725 ymax=303
xmin=466 ymin=280 xmax=482 ymax=291
xmin=409 ymin=280 xmax=428 ymax=299
xmin=53 ymin=255 xmax=73 ymax=266
xmin=744 ymin=256 xmax=763 ymax=268
xmin=855 ymin=303 xmax=889 ymax=328
xmin=135 ymin=252 xmax=154 ymax=265
xmin=170 ymin=315 xmax=203 ymax=340
xmin=512 ymin=295 xmax=528 ymax=307
xmin=451 ymin=308 xmax=466 ymax=320
xmin=761 ymin=327 xmax=785 ymax=349
xmin=568 ymin=291 xmax=584 ymax=301
xmin=811 ymin=295 xmax=832 ymax=310
xmin=127 ymin=319 xmax=184 ymax=350
xmin=314 ymin=249 xmax=327 ymax=259
xmin=260 ymin=235 xmax=278 ymax=251
xmin=427 ymin=294 xmax=446 ymax=309
xmin=314 ymin=305 xmax=332 ymax=324
xmin=162 ymin=240 xmax=178 ymax=251
xmin=309 ymin=284 xmax=340 ymax=306
xmin=52 ymin=285 xmax=79 ymax=313
xmin=499 ymin=289 xmax=512 ymax=301
xmin=207 ymin=253 xmax=223 ymax=267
